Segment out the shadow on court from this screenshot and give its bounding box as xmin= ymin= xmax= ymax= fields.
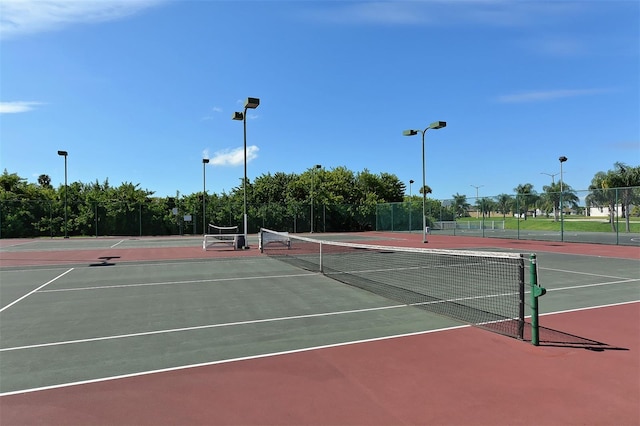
xmin=88 ymin=256 xmax=121 ymax=267
xmin=536 ymin=325 xmax=629 ymax=351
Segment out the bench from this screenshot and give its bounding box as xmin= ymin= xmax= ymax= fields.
xmin=259 ymin=231 xmax=291 ymax=252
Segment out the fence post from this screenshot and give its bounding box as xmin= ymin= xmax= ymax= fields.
xmin=615 ymin=188 xmax=619 ymax=245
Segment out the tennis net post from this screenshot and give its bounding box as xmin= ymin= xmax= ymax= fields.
xmin=529 ymin=253 xmax=546 ymax=346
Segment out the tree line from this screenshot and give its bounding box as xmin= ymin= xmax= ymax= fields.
xmin=0 ymin=167 xmax=407 ymax=237
xmin=0 ymin=162 xmax=638 ymax=238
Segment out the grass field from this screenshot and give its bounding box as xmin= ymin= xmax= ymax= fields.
xmin=458 ymin=216 xmax=640 ymax=233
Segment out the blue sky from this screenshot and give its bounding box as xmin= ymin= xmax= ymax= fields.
xmin=1 ymin=0 xmax=638 ymax=202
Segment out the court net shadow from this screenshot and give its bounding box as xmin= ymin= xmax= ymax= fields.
xmin=523 ymin=323 xmax=628 ymax=351
xmin=89 ymin=256 xmax=120 ymax=267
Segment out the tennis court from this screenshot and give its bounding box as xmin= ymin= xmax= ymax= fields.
xmin=1 ymin=232 xmax=638 ymax=425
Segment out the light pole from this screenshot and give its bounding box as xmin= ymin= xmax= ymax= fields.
xmin=57 ymin=150 xmax=68 ymax=238
xmin=202 ymin=158 xmax=209 ymax=235
xmin=409 ymin=179 xmax=414 ymax=233
xmin=310 ymin=164 xmax=321 ymax=233
xmin=559 ymin=156 xmax=567 ymax=241
xmin=540 ymin=172 xmax=559 ymax=184
xmin=471 ymin=184 xmax=483 ymax=218
xmin=541 ymin=172 xmax=560 ymax=218
xmin=403 ymin=121 xmax=446 ymax=243
xmin=232 ymin=97 xmax=260 ymax=249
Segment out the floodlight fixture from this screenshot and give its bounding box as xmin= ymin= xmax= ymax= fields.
xmin=245 ymin=97 xmax=260 ymax=109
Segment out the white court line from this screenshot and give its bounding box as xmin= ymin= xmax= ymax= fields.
xmin=0 ymin=257 xmax=263 ymax=273
xmin=0 ymin=241 xmax=38 ymax=249
xmin=0 ymin=268 xmax=74 ymax=313
xmin=540 ymin=300 xmax=639 ymax=316
xmin=545 ymin=278 xmax=639 ymax=292
xmin=0 ymin=323 xmax=469 ymax=397
xmin=110 ymin=240 xmax=125 ymax=248
xmin=38 ymin=272 xmax=317 ymax=293
xmin=3 ymin=301 xmax=638 ymax=397
xmin=6 ymin=275 xmax=636 ymax=351
xmin=540 ymin=266 xmax=638 ymax=280
xmin=0 ymin=304 xmax=407 ymax=353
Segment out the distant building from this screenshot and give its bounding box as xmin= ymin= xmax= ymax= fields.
xmin=588 ymin=205 xmax=624 ymax=217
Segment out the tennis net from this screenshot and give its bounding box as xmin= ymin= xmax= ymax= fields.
xmin=208 ymin=224 xmax=238 ymax=235
xmin=259 ymin=228 xmax=527 ymax=339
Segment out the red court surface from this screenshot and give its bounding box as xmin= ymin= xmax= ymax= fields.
xmin=1 ymin=302 xmax=638 ymax=425
xmin=1 ymin=232 xmax=638 ymax=268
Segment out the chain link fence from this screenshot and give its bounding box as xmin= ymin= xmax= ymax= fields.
xmin=2 ymin=187 xmax=638 ymax=246
xmin=0 ymin=200 xmax=375 ymax=238
xmin=375 ymin=187 xmax=640 ymax=246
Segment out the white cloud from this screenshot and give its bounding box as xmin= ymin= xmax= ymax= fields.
xmin=210 ymin=146 xmax=259 ymax=167
xmin=300 ymin=2 xmax=431 ymax=25
xmin=496 ymin=89 xmax=612 ymax=103
xmin=0 ymin=101 xmax=43 ymax=113
xmin=299 ymin=1 xmax=582 ymax=27
xmin=201 ymin=106 xmax=223 ymax=121
xmin=0 ymin=0 xmax=165 ymax=40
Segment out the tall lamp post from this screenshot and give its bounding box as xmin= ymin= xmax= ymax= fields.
xmin=202 ymin=158 xmax=209 ymax=235
xmin=57 ymin=150 xmax=68 ymax=238
xmin=232 ymin=97 xmax=260 ymax=249
xmin=409 ymin=179 xmax=414 ymax=233
xmin=403 ymin=121 xmax=446 ymax=243
xmin=471 ymin=184 xmax=484 ymax=218
xmin=559 ymin=156 xmax=567 ymax=241
xmin=541 ymin=172 xmax=560 ymax=218
xmin=311 ymin=164 xmax=321 ymax=233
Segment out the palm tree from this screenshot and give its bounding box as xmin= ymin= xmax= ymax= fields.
xmin=419 ymin=185 xmax=433 ymax=196
xmin=481 ymin=198 xmax=496 ymax=218
xmin=543 ymin=181 xmax=580 ymax=222
xmin=587 ymin=164 xmax=640 ymax=232
xmin=37 ymin=174 xmax=52 ymax=188
xmin=513 ymin=183 xmax=537 ymax=220
xmin=588 ymin=171 xmax=618 ymax=231
xmin=606 ymin=163 xmax=640 ymax=232
xmin=452 ymin=193 xmax=470 ymax=218
xmin=495 ymin=194 xmax=513 ymax=220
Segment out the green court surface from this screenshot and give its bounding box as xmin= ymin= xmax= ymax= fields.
xmin=0 ymin=238 xmax=638 ymax=395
